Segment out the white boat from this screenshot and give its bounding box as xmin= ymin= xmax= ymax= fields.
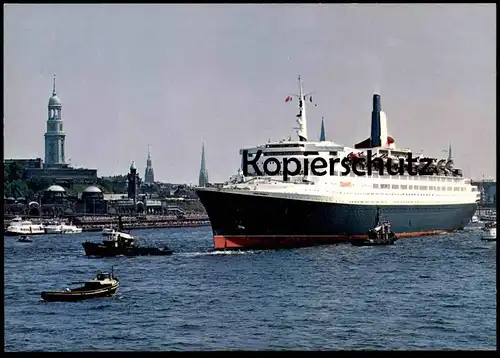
xmin=61 ymin=223 xmax=83 ymax=234
xmin=481 ymin=222 xmax=496 ymax=241
xmin=5 ymin=217 xmax=45 ymax=236
xmin=44 ymin=220 xmax=83 ymax=234
xmin=44 ymin=220 xmax=63 ymax=234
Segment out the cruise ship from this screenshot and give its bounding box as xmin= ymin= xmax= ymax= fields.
xmin=195 ymin=77 xmax=480 ymax=249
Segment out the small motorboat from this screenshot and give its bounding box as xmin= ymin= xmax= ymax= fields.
xmin=18 ymin=235 xmax=33 ymax=243
xmin=41 ymin=270 xmax=119 ymax=302
xmin=350 ymin=207 xmax=398 ymax=246
xmin=481 ymin=222 xmax=496 ymax=241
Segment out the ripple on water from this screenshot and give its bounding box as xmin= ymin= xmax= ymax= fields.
xmin=4 ymin=227 xmax=497 ymax=351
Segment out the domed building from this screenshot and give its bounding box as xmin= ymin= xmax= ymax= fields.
xmin=42 ymin=185 xmax=66 ymax=204
xmin=4 ymin=197 xmax=28 ymax=216
xmin=75 ymin=186 xmax=107 ymax=214
xmin=41 ymin=184 xmax=68 ymax=216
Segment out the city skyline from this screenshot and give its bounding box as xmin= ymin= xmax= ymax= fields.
xmin=4 ymin=4 xmax=496 ymax=183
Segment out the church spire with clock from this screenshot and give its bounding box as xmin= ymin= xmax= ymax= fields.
xmin=44 ymin=74 xmax=66 ymax=168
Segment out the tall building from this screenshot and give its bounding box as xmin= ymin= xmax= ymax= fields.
xmin=44 ymin=75 xmax=66 ymax=168
xmin=127 ymin=161 xmax=140 ymax=204
xmin=319 ymin=117 xmax=326 ymax=141
xmin=144 ymin=144 xmax=155 ymax=184
xmin=198 ymin=143 xmax=209 ymax=187
xmin=8 ymin=75 xmax=98 ymax=185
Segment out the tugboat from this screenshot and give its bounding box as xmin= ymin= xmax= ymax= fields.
xmin=82 ymin=216 xmax=173 ymax=257
xmin=481 ymin=222 xmax=496 ymax=241
xmin=350 ymin=207 xmax=398 ymax=246
xmin=40 ymin=269 xmax=119 ymax=302
xmin=18 ymin=235 xmax=33 ymax=243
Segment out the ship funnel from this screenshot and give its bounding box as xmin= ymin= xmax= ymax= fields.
xmin=370 ymin=94 xmax=382 ymax=147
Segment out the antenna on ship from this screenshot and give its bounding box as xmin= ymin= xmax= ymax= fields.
xmin=286 ymin=75 xmax=311 ymax=142
xmin=296 ymin=75 xmax=308 ymax=142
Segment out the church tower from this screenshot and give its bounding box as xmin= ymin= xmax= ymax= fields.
xmin=198 ymin=142 xmax=209 ymax=187
xmin=44 ymin=75 xmax=66 ymax=168
xmin=144 ymin=144 xmax=155 ymax=184
xmin=319 ymin=116 xmax=326 ymax=141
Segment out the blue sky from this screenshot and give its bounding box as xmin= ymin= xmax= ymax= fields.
xmin=4 ymin=4 xmax=496 ymax=182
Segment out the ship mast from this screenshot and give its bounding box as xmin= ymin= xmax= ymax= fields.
xmin=296 ymin=75 xmax=308 ymax=142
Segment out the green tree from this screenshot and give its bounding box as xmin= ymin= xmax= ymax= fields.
xmin=7 ymin=162 xmax=24 ymax=182
xmin=7 ymin=179 xmax=28 ymax=198
xmin=97 ymin=178 xmax=114 ymax=193
xmin=26 ymin=177 xmax=54 ymax=194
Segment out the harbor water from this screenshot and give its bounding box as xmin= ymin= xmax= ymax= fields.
xmin=4 ymin=226 xmax=496 ymax=351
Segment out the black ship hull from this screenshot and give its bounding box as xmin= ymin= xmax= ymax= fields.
xmin=196 ymin=188 xmax=477 ymax=249
xmin=41 ymin=283 xmax=119 ymax=302
xmin=82 ymin=242 xmax=173 ymax=257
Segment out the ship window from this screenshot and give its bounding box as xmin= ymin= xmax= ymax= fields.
xmin=409 ymin=185 xmax=413 ymax=190
xmin=392 ymin=185 xmax=399 ymax=189
xmin=420 ymin=186 xmax=427 ymax=190
xmin=265 ymin=143 xmax=305 ymax=148
xmin=381 ymin=184 xmax=390 ymax=189
xmin=442 ymin=186 xmax=446 ymax=190
xmin=373 ymin=184 xmax=379 ymax=189
xmin=329 ymin=151 xmax=338 ymax=156
xmin=447 ymin=187 xmax=452 ymax=191
xmin=401 ymin=185 xmax=407 ymax=189
xmin=453 ymin=187 xmax=459 ymax=191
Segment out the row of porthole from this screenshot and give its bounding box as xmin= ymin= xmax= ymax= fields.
xmin=296 ymin=190 xmax=470 ymax=197
xmin=374 ymin=185 xmax=466 ymax=191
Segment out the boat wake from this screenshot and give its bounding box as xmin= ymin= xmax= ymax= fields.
xmin=180 ymin=250 xmax=262 ymax=257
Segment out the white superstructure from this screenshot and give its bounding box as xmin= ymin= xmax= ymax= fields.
xmin=217 ymin=76 xmax=479 ymax=207
xmin=228 ymin=140 xmax=479 ymax=206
